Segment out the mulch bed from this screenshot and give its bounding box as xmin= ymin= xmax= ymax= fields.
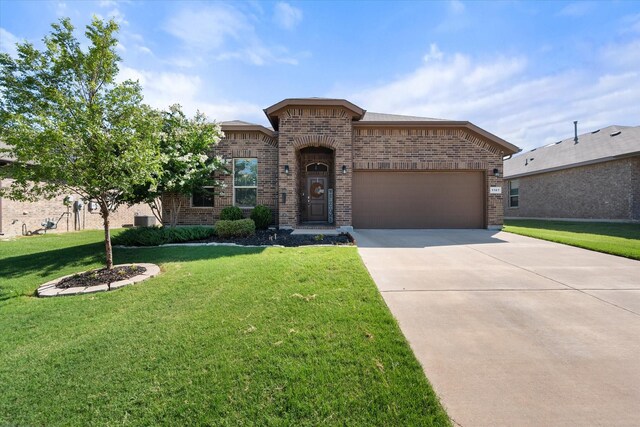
xmin=56 ymin=265 xmax=146 ymax=289
xmin=202 ymin=229 xmax=354 ymax=247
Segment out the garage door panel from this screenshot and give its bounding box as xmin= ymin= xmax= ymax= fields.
xmin=353 ymin=171 xmax=485 ymax=229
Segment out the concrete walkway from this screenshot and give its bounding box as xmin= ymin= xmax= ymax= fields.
xmin=354 ymin=229 xmax=640 ymax=427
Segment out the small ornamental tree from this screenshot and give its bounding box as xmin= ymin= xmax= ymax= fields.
xmin=0 ymin=18 xmax=162 ymax=269
xmin=126 ymin=104 xmax=227 ymax=227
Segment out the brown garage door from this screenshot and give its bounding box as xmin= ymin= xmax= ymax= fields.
xmin=353 ymin=171 xmax=485 ymax=228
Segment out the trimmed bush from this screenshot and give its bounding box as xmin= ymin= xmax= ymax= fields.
xmin=250 ymin=205 xmax=272 ymax=230
xmin=215 ymin=219 xmax=256 ymax=238
xmin=164 ymin=227 xmax=216 ymax=243
xmin=113 ymin=226 xmax=216 ymax=247
xmin=220 ymin=206 xmax=243 ymax=221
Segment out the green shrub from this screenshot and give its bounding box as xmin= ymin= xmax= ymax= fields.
xmin=220 ymin=206 xmax=243 ymax=221
xmin=215 ymin=219 xmax=256 ymax=238
xmin=164 ymin=226 xmax=216 ymax=243
xmin=113 ymin=226 xmax=216 ymax=246
xmin=112 ymin=226 xmax=166 ymax=246
xmin=250 ymin=205 xmax=272 ymax=230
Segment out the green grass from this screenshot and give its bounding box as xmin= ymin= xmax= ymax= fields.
xmin=0 ymin=231 xmax=449 ymax=426
xmin=504 ymin=219 xmax=640 ymax=260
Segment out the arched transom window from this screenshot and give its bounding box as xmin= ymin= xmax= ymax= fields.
xmin=306 ymin=163 xmax=328 ymax=172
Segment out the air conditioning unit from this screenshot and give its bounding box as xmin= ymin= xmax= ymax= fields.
xmin=134 ymin=216 xmax=157 ymax=227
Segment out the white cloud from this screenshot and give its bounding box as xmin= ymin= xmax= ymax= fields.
xmin=601 ymin=39 xmax=640 ymax=69
xmin=107 ymin=7 xmax=128 ymax=25
xmin=435 ymin=0 xmax=469 ymax=33
xmin=117 ymin=66 xmax=265 ymax=124
xmin=136 ymin=45 xmax=153 ymax=55
xmin=98 ymin=0 xmax=117 ymax=7
xmin=621 ymin=13 xmax=640 ymax=34
xmin=274 ymin=2 xmax=303 ymax=30
xmin=423 ymin=43 xmax=443 ymax=62
xmin=165 ymin=3 xmax=300 ymax=66
xmin=118 ymin=66 xmax=201 ymax=105
xmin=165 ymin=5 xmax=247 ymax=50
xmin=347 ymin=43 xmax=640 ymax=151
xmin=0 ymin=28 xmax=20 ymax=57
xmin=558 ymin=2 xmax=594 ymax=17
xmin=449 ymin=0 xmax=465 ymax=14
xmin=56 ymin=1 xmax=68 ymax=16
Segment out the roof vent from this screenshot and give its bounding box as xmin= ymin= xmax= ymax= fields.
xmin=591 ymin=129 xmax=600 ymax=134
xmin=555 ymin=140 xmax=562 ymax=144
xmin=574 ymin=121 xmax=579 ymax=144
xmin=531 ymin=148 xmax=537 ymax=152
xmin=610 ymin=130 xmax=622 ymax=137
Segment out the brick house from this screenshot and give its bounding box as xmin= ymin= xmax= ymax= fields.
xmin=167 ymin=98 xmax=519 ymax=230
xmin=504 ymin=125 xmax=640 ymax=221
xmin=0 ymin=143 xmax=154 ymax=237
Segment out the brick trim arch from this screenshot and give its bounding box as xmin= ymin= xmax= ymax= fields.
xmin=292 ymin=135 xmax=339 ymax=150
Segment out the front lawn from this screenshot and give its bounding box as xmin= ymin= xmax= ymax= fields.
xmin=0 ymin=231 xmax=449 ymax=426
xmin=504 ymin=219 xmax=640 ymax=260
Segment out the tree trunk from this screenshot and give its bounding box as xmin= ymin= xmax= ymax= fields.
xmin=101 ymin=205 xmax=114 ymax=270
xmin=150 ymin=197 xmax=163 ymax=224
xmin=169 ymin=196 xmax=183 ymax=228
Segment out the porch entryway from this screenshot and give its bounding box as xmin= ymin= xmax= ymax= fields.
xmin=297 ymin=146 xmax=335 ymax=225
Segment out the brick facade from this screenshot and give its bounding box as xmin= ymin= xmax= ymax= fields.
xmin=352 ymin=127 xmax=506 ymax=227
xmin=162 ymin=131 xmax=278 ymax=225
xmin=276 ymin=107 xmax=355 ymax=227
xmin=504 ymin=157 xmax=640 ymax=221
xmin=0 ymin=179 xmax=153 ymax=237
xmin=162 ymin=131 xmax=279 ymax=226
xmin=160 ymin=99 xmax=515 ymax=229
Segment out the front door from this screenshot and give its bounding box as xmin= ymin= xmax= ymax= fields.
xmin=307 ymin=177 xmax=327 ymax=221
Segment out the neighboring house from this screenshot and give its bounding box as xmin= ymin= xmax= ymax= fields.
xmin=165 ymin=98 xmax=519 ymax=230
xmin=0 ymin=142 xmax=154 ymax=237
xmin=504 ymin=125 xmax=640 ymax=222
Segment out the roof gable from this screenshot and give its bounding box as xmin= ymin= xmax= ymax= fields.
xmin=263 ymin=98 xmax=365 ymax=130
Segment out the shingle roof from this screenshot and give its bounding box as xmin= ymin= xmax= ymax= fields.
xmin=220 ymin=120 xmax=276 ymax=138
xmin=504 ymin=125 xmax=640 ymax=178
xmin=360 ymin=112 xmax=450 ymax=122
xmin=220 ymin=120 xmax=264 ymax=127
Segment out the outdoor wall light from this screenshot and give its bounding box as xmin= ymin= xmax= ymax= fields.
xmin=284 ymin=165 xmax=290 ymax=175
xmin=342 ymin=165 xmax=347 ymax=174
xmin=493 ymin=168 xmax=501 ymax=178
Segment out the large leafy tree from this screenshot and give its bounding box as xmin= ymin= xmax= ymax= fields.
xmin=127 ymin=104 xmax=226 ymax=227
xmin=0 ymin=17 xmax=162 ymax=269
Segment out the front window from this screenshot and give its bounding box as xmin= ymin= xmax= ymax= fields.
xmin=509 ymin=180 xmax=519 ymax=208
xmin=233 ymin=158 xmax=257 ymax=207
xmin=192 ymin=186 xmax=214 ymax=208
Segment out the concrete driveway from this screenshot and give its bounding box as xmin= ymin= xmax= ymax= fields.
xmin=354 ymin=229 xmax=640 ymax=427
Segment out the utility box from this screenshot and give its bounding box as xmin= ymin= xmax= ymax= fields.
xmin=134 ymin=216 xmax=157 ymax=227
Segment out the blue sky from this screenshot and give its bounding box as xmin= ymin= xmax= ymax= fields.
xmin=1 ymin=0 xmax=639 ymax=151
